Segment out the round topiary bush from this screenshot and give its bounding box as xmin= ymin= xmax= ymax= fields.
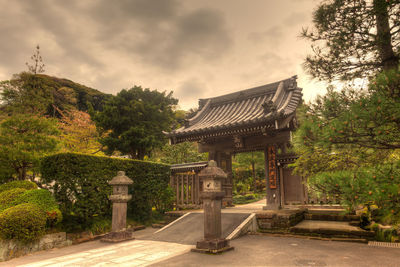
xmin=12 ymin=189 xmax=58 ymax=212
xmin=0 ymin=203 xmax=46 ymax=243
xmin=0 ymin=188 xmax=27 ymax=212
xmin=0 ymin=180 xmax=37 ymax=193
xmin=12 ymin=189 xmax=62 ymax=226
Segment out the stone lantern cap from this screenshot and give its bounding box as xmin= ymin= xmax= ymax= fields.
xmin=198 ymin=160 xmax=227 ymax=179
xmin=109 ymin=171 xmax=133 ymax=186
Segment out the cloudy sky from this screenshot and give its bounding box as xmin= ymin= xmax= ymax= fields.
xmin=0 ymin=0 xmax=326 ymax=110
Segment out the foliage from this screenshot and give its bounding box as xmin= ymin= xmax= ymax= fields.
xmin=58 ymin=109 xmax=103 ymax=154
xmin=0 ymin=180 xmax=37 ymax=193
xmin=12 ymin=189 xmax=59 ymax=213
xmin=0 ymin=188 xmax=27 ymax=212
xmin=292 ymin=67 xmax=400 ymax=221
xmin=152 ymin=185 xmax=175 ymax=214
xmin=0 ymin=114 xmax=60 ymax=180
xmin=91 ymin=86 xmax=178 ymax=159
xmin=89 ymin=218 xmax=112 ymax=235
xmin=0 ymin=72 xmax=110 ymax=118
xmin=232 ymin=193 xmax=264 ymax=205
xmin=150 ymin=142 xmax=207 ymax=164
xmin=232 ymin=152 xmax=265 ymax=192
xmin=302 ymin=0 xmax=399 ymax=81
xmin=0 ymin=203 xmax=46 ymax=243
xmin=40 ymin=153 xmax=171 ymax=227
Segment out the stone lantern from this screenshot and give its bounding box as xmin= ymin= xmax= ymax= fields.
xmin=192 ymin=160 xmax=234 ymax=254
xmin=102 ymin=171 xmax=134 ymax=243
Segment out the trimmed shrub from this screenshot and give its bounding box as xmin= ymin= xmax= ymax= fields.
xmin=11 ymin=189 xmax=62 ymax=226
xmin=40 ymin=153 xmax=171 ymax=226
xmin=0 ymin=203 xmax=46 ymax=243
xmin=0 ymin=180 xmax=37 ymax=193
xmin=0 ymin=188 xmax=27 ymax=212
xmin=12 ymin=189 xmax=58 ymax=211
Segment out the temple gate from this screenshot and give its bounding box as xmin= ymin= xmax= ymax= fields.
xmin=166 ymin=76 xmax=305 ymax=210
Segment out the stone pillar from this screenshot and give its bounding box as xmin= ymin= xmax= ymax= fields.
xmin=192 ymin=161 xmax=234 ymax=254
xmin=263 ymin=146 xmax=281 ymax=210
xmin=102 ymin=171 xmax=135 ymax=243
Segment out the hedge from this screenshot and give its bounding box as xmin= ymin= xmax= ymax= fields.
xmin=40 ymin=153 xmax=171 ymax=225
xmin=0 ymin=203 xmax=46 ymax=243
xmin=0 ymin=180 xmax=37 ymax=193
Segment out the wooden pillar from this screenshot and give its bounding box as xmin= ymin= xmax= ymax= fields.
xmin=191 ymin=174 xmax=194 ymax=204
xmin=263 ymin=145 xmax=281 ymax=210
xmin=175 ymin=175 xmax=180 ymax=209
xmin=279 ymin=164 xmax=285 ymax=207
xmin=186 ymin=174 xmax=189 ymax=204
xmin=180 ymin=174 xmax=184 ymax=205
xmin=196 ymin=173 xmax=200 ymax=205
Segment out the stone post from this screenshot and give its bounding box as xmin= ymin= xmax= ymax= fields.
xmin=192 ymin=160 xmax=234 ymax=254
xmin=102 ymin=171 xmax=135 ymax=243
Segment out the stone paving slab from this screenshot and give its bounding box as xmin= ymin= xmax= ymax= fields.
xmin=2 ymin=240 xmax=191 ymax=267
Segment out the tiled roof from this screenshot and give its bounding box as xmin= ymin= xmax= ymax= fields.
xmin=167 ymin=76 xmax=302 ymax=142
xmin=170 ymin=161 xmax=208 ymax=174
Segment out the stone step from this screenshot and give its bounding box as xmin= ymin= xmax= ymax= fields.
xmin=290 ymin=220 xmax=374 ymax=240
xmin=304 ymin=211 xmax=360 ymax=222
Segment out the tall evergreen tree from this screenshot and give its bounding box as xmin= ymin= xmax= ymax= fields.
xmin=302 ymin=0 xmax=399 ymax=81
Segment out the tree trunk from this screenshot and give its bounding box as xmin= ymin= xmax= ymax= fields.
xmin=373 ymin=0 xmax=399 ymax=70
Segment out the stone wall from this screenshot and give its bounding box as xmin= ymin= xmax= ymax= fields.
xmin=0 ymin=232 xmax=71 ymax=262
xmin=256 ymin=209 xmax=306 ymax=232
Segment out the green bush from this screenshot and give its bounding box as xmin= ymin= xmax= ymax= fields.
xmin=233 ymin=193 xmax=263 ymax=205
xmin=12 ymin=189 xmax=58 ymax=211
xmin=40 ymin=153 xmax=171 ymax=227
xmin=0 ymin=180 xmax=37 ymax=193
xmin=0 ymin=188 xmax=27 ymax=212
xmin=0 ymin=203 xmax=46 ymax=243
xmin=11 ymin=189 xmax=62 ymax=226
xmin=308 ymin=163 xmax=400 ymax=219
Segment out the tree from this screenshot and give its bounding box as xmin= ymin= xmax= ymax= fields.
xmin=150 ymin=142 xmax=207 ymax=164
xmin=0 ymin=115 xmax=60 ymax=180
xmin=232 ymin=152 xmax=265 ymax=192
xmin=302 ymin=0 xmax=399 ymax=81
xmin=292 ymin=67 xmax=400 ymax=217
xmin=91 ymin=86 xmax=178 ymax=159
xmin=0 ymin=45 xmax=52 ymax=115
xmin=57 ymin=108 xmax=103 ymax=154
xmin=293 ymin=68 xmax=400 ymax=153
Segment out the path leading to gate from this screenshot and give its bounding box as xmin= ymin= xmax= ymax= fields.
xmin=3 ymin=199 xmax=400 ymax=267
xmin=135 ymin=198 xmax=265 ymax=244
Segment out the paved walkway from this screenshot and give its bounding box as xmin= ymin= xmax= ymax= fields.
xmin=3 ymin=238 xmax=191 ymax=267
xmin=3 ymin=200 xmax=400 ymax=266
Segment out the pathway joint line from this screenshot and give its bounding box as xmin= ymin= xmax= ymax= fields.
xmin=155 ymin=212 xmax=192 ymax=234
xmin=227 ymin=213 xmax=256 ymax=240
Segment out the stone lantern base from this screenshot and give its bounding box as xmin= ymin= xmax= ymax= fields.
xmin=101 ymin=230 xmax=134 ymax=243
xmin=191 ymin=238 xmax=234 ymax=254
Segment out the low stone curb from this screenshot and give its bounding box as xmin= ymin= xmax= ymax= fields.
xmin=0 ymin=232 xmax=71 ymax=262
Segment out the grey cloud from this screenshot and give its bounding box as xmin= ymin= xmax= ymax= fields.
xmin=91 ymin=3 xmax=233 ymax=70
xmin=175 ymin=78 xmax=210 ymax=107
xmin=283 ymin=12 xmax=308 ymax=27
xmin=248 ymin=26 xmax=284 ymax=44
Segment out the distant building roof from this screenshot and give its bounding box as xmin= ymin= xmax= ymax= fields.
xmin=167 ymin=76 xmax=302 ymax=144
xmin=170 ymin=161 xmax=208 ymax=174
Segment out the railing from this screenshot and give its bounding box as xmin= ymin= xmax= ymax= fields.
xmin=170 ymin=172 xmax=202 ymax=209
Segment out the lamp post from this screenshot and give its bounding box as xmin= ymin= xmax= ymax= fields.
xmin=192 ymin=160 xmax=234 ymax=254
xmin=102 ymin=171 xmax=135 ymax=243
